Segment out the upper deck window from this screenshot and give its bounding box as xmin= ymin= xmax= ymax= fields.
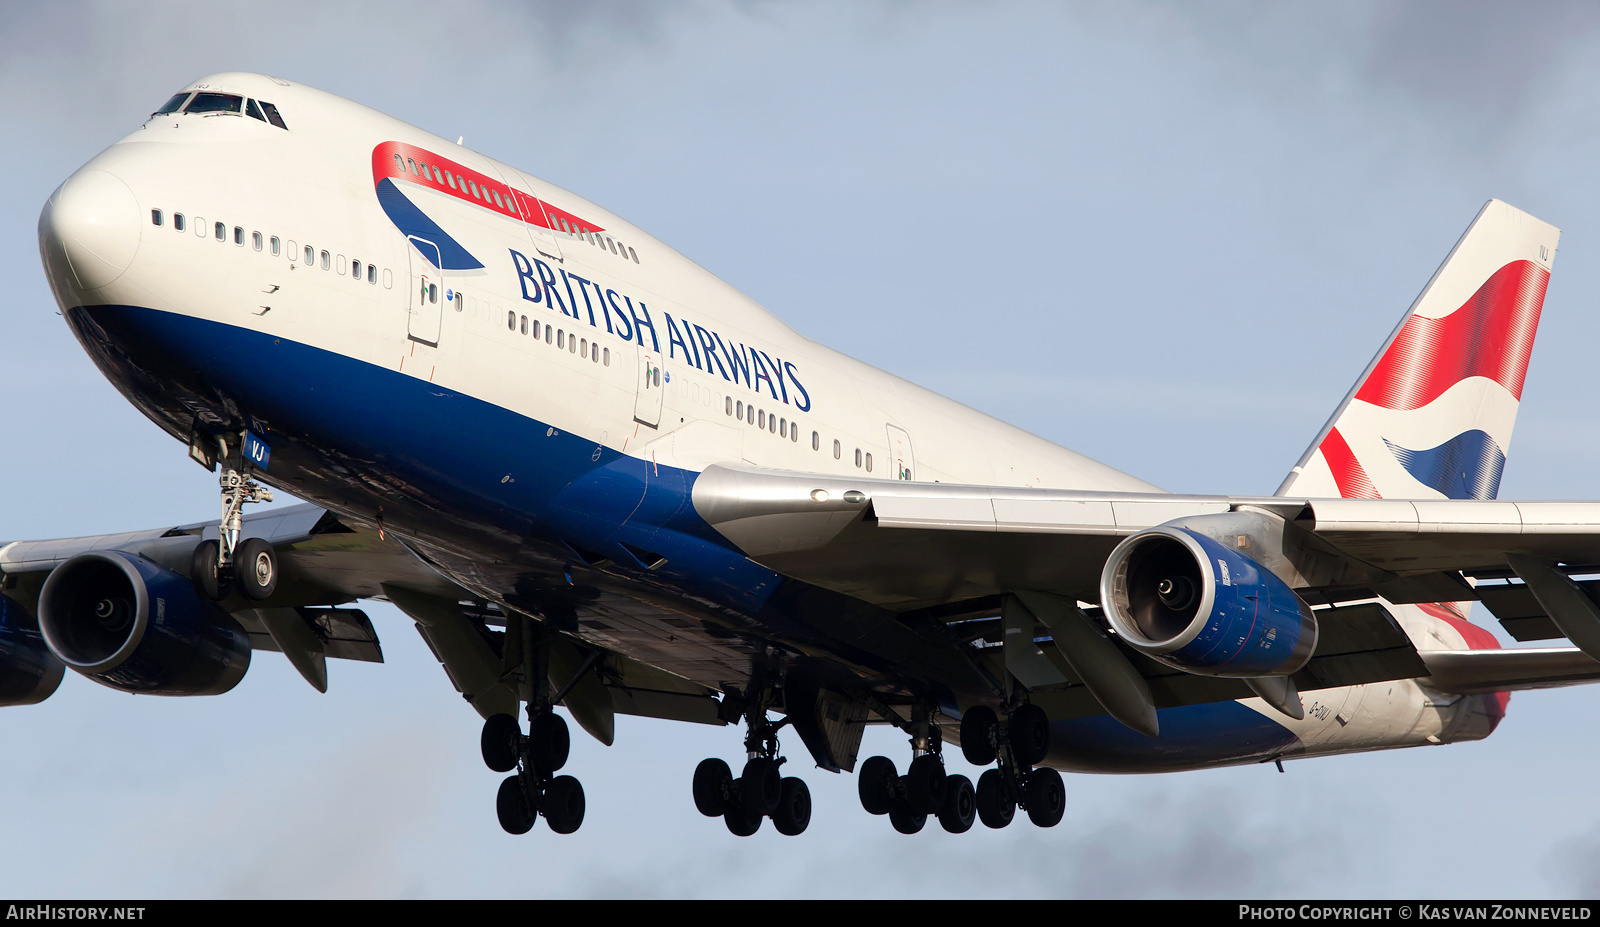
xmin=185 ymin=93 xmax=243 ymax=115
xmin=154 ymin=92 xmax=191 ymax=116
xmin=257 ymin=101 xmax=288 ymax=130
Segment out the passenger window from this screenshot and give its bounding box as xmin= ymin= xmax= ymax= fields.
xmin=383 ymin=269 xmax=392 ymax=288
xmin=629 ymin=247 xmax=639 ymax=263
xmin=748 ymin=405 xmax=755 ymax=424
xmin=406 ymin=158 xmax=418 ymax=175
xmin=532 ymin=320 xmax=540 ymax=339
xmin=368 ymin=264 xmax=376 ymax=284
xmin=418 ymin=161 xmax=429 ymax=178
xmin=150 ymin=209 xmax=163 ymax=227
xmin=507 ymin=311 xmax=515 ymax=331
xmin=433 ymin=167 xmax=444 ymax=184
xmin=351 ymin=259 xmax=360 ymax=279
xmin=257 ymin=101 xmax=287 ymax=129
xmin=558 ymin=330 xmax=565 ymax=348
xmin=866 ymin=453 xmax=874 ymax=472
xmin=727 ymin=397 xmax=733 ymax=416
xmin=305 ymin=245 xmax=314 ymax=264
xmin=569 ymin=334 xmax=577 ymax=354
xmin=758 ymin=409 xmax=765 ymax=429
xmin=320 ymin=250 xmax=330 ymax=270
xmin=607 ymin=237 xmax=617 ymax=254
xmin=736 ymin=400 xmax=743 ymax=419
xmin=445 ymin=172 xmax=457 ymax=190
xmin=214 ymin=221 xmax=225 ymax=241
xmin=393 ymin=154 xmax=405 ymax=173
xmin=791 ymin=424 xmax=798 ymax=443
xmin=337 ymin=254 xmax=346 ymax=275
xmin=779 ymin=418 xmax=786 ymax=438
xmin=492 ymin=190 xmax=504 ymax=208
xmin=855 ymin=449 xmax=862 ymax=468
xmin=252 ymin=231 xmax=262 ymax=251
xmin=271 ymin=236 xmax=280 ymax=256
xmin=580 ymin=338 xmax=587 ymax=355
xmin=593 ymin=344 xmax=600 ymax=363
xmin=245 ymin=99 xmax=267 ymax=122
xmin=769 ymin=414 xmax=776 ymax=434
xmin=520 ymin=316 xmax=527 ymax=335
xmin=174 ymin=213 xmax=185 ymax=232
xmin=603 ymin=347 xmax=610 ymax=366
xmin=468 ymin=180 xmax=480 ymax=198
xmin=234 ymin=226 xmax=243 ymax=245
xmin=813 ymin=431 xmax=820 ymax=451
xmin=429 ymin=283 xmax=437 ymax=303
xmin=834 ymin=440 xmax=841 ymax=459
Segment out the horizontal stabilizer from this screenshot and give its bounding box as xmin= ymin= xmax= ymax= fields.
xmin=1419 ymin=647 xmax=1600 ymax=695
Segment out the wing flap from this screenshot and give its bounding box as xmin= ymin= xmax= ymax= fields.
xmin=1419 ymin=647 xmax=1600 ymax=694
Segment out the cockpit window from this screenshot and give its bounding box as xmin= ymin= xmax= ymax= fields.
xmin=245 ymin=99 xmax=267 ymax=122
xmin=154 ymin=92 xmax=191 ymax=116
xmin=258 ymin=101 xmax=288 ymax=130
xmin=184 ymin=93 xmax=243 ymax=115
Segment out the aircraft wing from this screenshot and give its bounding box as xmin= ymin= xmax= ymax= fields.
xmin=691 ymin=464 xmax=1600 ymax=611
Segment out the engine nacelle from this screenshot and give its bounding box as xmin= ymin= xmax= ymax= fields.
xmin=1099 ymin=526 xmax=1317 ymax=677
xmin=37 ymin=550 xmax=250 ymax=696
xmin=0 ymin=594 xmax=64 ymax=706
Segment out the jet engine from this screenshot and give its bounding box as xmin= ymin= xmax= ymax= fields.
xmin=1099 ymin=525 xmax=1317 ymax=677
xmin=0 ymin=594 xmax=64 ymax=706
xmin=37 ymin=550 xmax=250 ymax=695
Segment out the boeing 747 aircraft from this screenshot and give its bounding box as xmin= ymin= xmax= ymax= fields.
xmin=22 ymin=73 xmax=1600 ymax=837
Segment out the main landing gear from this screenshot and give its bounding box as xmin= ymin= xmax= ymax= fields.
xmin=190 ymin=432 xmax=277 ymax=602
xmin=482 ymin=618 xmax=587 ymax=835
xmin=856 ymin=701 xmax=1064 ymax=833
xmin=692 ymin=682 xmax=812 ymax=837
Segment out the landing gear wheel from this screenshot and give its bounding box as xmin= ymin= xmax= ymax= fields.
xmin=480 ymin=713 xmax=521 ymax=773
xmin=960 ymin=705 xmax=999 ymax=766
xmin=888 ymin=797 xmax=927 ymax=835
xmin=1009 ymin=702 xmax=1051 ymax=767
xmin=741 ymin=757 xmax=782 ymax=818
xmin=976 ymin=768 xmax=1015 ymax=829
xmin=543 ymin=775 xmax=585 ymax=834
xmin=693 ymin=758 xmax=733 ymax=817
xmin=1024 ymin=767 xmax=1065 ymax=828
xmin=528 ymin=712 xmax=570 ymax=774
xmin=496 ymin=775 xmax=536 ymax=835
xmin=190 ymin=540 xmax=229 ymax=601
xmin=905 ymin=754 xmax=947 ymax=814
xmin=724 ymin=803 xmax=763 ymax=836
xmin=773 ymin=777 xmax=812 ymax=836
xmin=938 ymin=774 xmax=976 ymax=834
xmin=234 ymin=537 xmax=278 ymax=601
xmin=857 ymin=755 xmax=897 ymax=815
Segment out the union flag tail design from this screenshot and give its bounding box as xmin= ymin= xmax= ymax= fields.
xmin=1277 ymin=199 xmax=1558 ymax=502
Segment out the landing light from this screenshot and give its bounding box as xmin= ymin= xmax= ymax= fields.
xmin=810 ymin=489 xmax=829 ymax=503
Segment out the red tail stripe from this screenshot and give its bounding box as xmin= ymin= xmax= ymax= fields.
xmin=1354 ymin=260 xmax=1549 ymax=412
xmin=1318 ymin=427 xmax=1381 ymax=499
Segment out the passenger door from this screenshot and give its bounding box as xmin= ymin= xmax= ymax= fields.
xmin=886 ymin=423 xmax=915 ymax=481
xmin=633 ymin=346 xmax=663 ymax=428
xmin=408 ymin=236 xmax=443 ymax=346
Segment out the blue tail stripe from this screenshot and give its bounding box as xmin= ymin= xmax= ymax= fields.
xmin=1384 ymin=429 xmax=1506 ymax=500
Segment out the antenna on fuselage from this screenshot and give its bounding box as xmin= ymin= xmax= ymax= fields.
xmin=457 ymin=136 xmax=464 ymax=145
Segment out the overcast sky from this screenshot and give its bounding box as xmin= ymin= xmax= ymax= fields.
xmin=4 ymin=0 xmax=1600 ymax=898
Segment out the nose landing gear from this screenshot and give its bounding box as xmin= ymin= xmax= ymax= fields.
xmin=190 ymin=432 xmax=276 ymax=603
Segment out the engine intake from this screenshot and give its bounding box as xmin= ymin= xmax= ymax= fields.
xmin=37 ymin=550 xmax=250 ymax=696
xmin=1100 ymin=526 xmax=1317 ymax=678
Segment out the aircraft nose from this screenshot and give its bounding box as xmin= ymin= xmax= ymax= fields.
xmin=38 ymin=169 xmax=141 ymax=290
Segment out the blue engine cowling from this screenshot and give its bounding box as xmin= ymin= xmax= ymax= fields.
xmin=0 ymin=594 xmax=64 ymax=706
xmin=1099 ymin=526 xmax=1317 ymax=677
xmin=36 ymin=550 xmax=250 ymax=695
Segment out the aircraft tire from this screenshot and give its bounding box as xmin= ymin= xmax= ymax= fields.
xmin=528 ymin=711 xmax=570 ymax=774
xmin=1024 ymin=767 xmax=1065 ymax=828
xmin=888 ymin=797 xmax=926 ymax=835
xmin=480 ymin=713 xmax=521 ymax=773
xmin=543 ymin=775 xmax=585 ymax=834
xmin=496 ymin=775 xmax=536 ymax=835
xmin=857 ymin=755 xmax=896 ymax=815
xmin=235 ymin=537 xmax=278 ymax=600
xmin=905 ymin=754 xmax=947 ymax=814
xmin=1009 ymin=703 xmax=1051 ymax=767
xmin=937 ymin=774 xmax=976 ymax=834
xmin=772 ymin=777 xmax=812 ymax=836
xmin=741 ymin=757 xmax=782 ymax=818
xmin=724 ymin=803 xmax=762 ymax=837
xmin=960 ymin=705 xmax=999 ymax=766
xmin=976 ymin=768 xmax=1015 ymax=829
xmin=190 ymin=539 xmax=229 ymax=601
xmin=693 ymin=758 xmax=733 ymax=817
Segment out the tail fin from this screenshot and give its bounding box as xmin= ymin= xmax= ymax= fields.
xmin=1277 ymin=199 xmax=1558 ymax=501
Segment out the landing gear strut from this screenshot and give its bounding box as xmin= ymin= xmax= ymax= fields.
xmin=958 ymin=701 xmax=1065 ymax=830
xmin=856 ymin=701 xmax=976 ymax=835
xmin=692 ymin=679 xmax=811 ymax=837
xmin=191 ymin=432 xmax=275 ymax=602
xmin=483 ymin=616 xmax=587 ymax=835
